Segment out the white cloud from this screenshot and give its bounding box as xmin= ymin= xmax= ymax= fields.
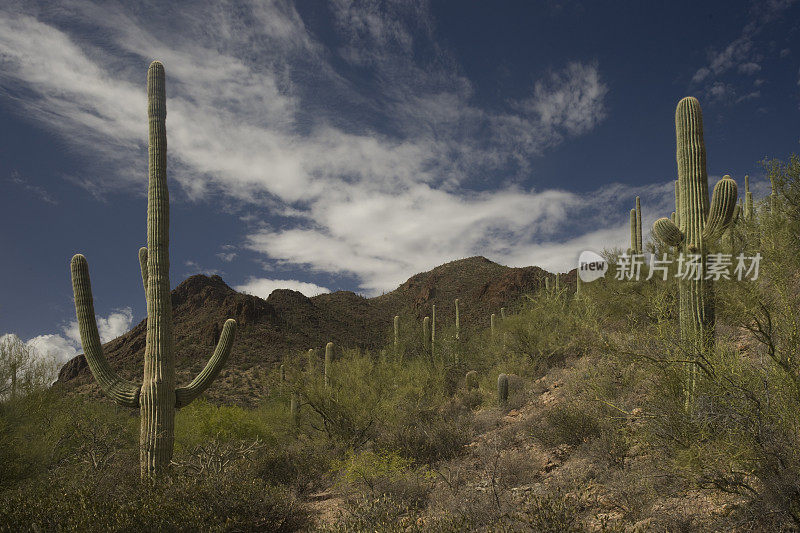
xmin=0 ymin=1 xmax=615 ymax=300
xmin=1 ymin=307 xmax=136 ymax=374
xmin=234 ymin=278 xmax=331 ymax=299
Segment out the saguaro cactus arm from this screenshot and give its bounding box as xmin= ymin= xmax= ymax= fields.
xmin=702 ymin=175 xmax=738 ymax=239
xmin=653 ymin=218 xmax=683 ymax=247
xmin=71 ymin=254 xmax=141 ymax=408
xmin=175 ymin=318 xmax=237 ymax=408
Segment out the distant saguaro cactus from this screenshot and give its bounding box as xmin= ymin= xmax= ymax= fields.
xmin=290 ymin=391 xmax=299 ymax=425
xmin=393 ymin=315 xmax=399 ymax=347
xmin=629 ymin=208 xmax=637 ymax=254
xmin=497 ymin=374 xmax=509 ymax=406
xmin=280 ymin=364 xmax=285 ymax=382
xmin=423 ymin=316 xmax=430 ymax=352
xmin=308 ymin=348 xmax=316 ymax=372
xmin=651 ymin=97 xmax=737 ymax=409
xmin=490 ymin=313 xmax=496 ymax=339
xmin=576 ymin=271 xmax=582 ymax=298
xmin=500 ymin=307 xmax=506 ymax=320
xmin=70 ymin=61 xmax=236 ymax=478
xmin=465 ymin=370 xmax=479 ymax=391
xmin=454 ymin=299 xmax=460 ymax=341
xmin=635 ymin=196 xmax=643 ymax=254
xmin=744 ymin=174 xmax=753 ymax=220
xmin=324 ymin=342 xmax=334 ymax=387
xmin=545 ymin=277 xmax=550 ymax=292
xmin=431 ymin=304 xmax=436 ymax=358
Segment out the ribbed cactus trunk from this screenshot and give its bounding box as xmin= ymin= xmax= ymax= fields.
xmin=70 ymin=61 xmax=237 ymax=480
xmin=497 ymin=374 xmax=509 ymax=406
xmin=674 ymin=180 xmax=681 ymax=229
xmin=652 ymin=97 xmax=737 ymax=410
xmin=141 ymin=61 xmax=176 ymax=477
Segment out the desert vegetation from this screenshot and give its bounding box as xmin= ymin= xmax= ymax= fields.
xmin=2 ymin=63 xmax=800 ymax=531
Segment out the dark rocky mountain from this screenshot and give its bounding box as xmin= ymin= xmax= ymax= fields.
xmin=57 ymin=256 xmax=574 ymax=406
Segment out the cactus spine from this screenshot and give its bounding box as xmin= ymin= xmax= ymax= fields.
xmin=324 ymin=342 xmax=333 ymax=387
xmin=651 ymin=97 xmax=737 ymax=409
xmin=497 ymin=374 xmax=509 ymax=406
xmin=70 ymin=61 xmax=236 ymax=478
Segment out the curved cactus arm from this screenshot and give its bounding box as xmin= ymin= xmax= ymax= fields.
xmin=138 ymin=247 xmax=148 ymax=294
xmin=652 ymin=218 xmax=684 ymax=247
xmin=71 ymin=254 xmax=141 ymax=407
xmin=175 ymin=318 xmax=237 ymax=408
xmin=703 ymin=175 xmax=738 ymax=239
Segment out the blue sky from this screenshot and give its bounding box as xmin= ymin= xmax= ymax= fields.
xmin=1 ymin=0 xmax=798 ymax=366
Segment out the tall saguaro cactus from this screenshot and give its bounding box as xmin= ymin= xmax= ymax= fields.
xmin=431 ymin=304 xmax=436 ymax=358
xmin=629 ymin=209 xmax=637 ymax=254
xmin=651 ymin=97 xmax=737 ymax=408
xmin=393 ymin=315 xmax=399 ymax=348
xmin=70 ymin=61 xmax=237 ymax=478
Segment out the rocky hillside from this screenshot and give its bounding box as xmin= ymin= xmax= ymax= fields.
xmin=57 ymin=256 xmax=573 ymax=406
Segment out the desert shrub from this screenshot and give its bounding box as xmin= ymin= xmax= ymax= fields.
xmin=533 ymin=404 xmax=601 ymax=447
xmin=0 ymin=462 xmax=308 ymax=532
xmin=515 ymin=489 xmax=585 ymax=532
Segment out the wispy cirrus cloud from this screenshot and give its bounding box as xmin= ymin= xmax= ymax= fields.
xmin=0 ymin=0 xmax=619 ymax=298
xmin=689 ymin=0 xmax=797 ymax=104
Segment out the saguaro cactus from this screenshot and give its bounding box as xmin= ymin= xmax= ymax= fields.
xmin=393 ymin=315 xmax=399 ymax=347
xmin=490 ymin=313 xmax=496 ymax=338
xmin=497 ymin=374 xmax=509 ymax=406
xmin=635 ymin=196 xmax=643 ymax=254
xmin=70 ymin=61 xmax=237 ymax=478
xmin=744 ymin=175 xmax=753 ymax=220
xmin=651 ymin=97 xmax=737 ymax=408
xmin=423 ymin=316 xmax=430 ymax=352
xmin=290 ymin=391 xmax=299 ymax=425
xmin=324 ymin=342 xmax=333 ymax=387
xmin=674 ymin=179 xmax=681 ymax=228
xmin=308 ymin=348 xmax=316 ymax=371
xmin=454 ymin=299 xmax=460 ymax=341
xmin=465 ymin=370 xmax=478 ymax=391
xmin=629 ymin=208 xmax=637 ymax=254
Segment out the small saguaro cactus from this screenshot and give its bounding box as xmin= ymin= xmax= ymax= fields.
xmin=555 ymin=273 xmax=560 ymax=293
xmin=280 ymin=364 xmax=286 ymax=382
xmin=651 ymin=96 xmax=737 ymax=409
xmin=465 ymin=370 xmax=479 ymax=391
xmin=629 ymin=208 xmax=637 ymax=254
xmin=490 ymin=313 xmax=496 ymax=339
xmin=500 ymin=307 xmax=506 ymax=320
xmin=393 ymin=315 xmax=399 ymax=347
xmin=70 ymin=61 xmax=237 ymax=478
xmin=454 ymin=299 xmax=460 ymax=341
xmin=307 ymin=348 xmax=316 ymax=372
xmin=423 ymin=316 xmax=430 ymax=352
xmin=635 ymin=196 xmax=643 ymax=254
xmin=497 ymin=374 xmax=509 ymax=406
xmin=431 ymin=304 xmax=436 ymax=358
xmin=575 ymin=270 xmax=582 ymax=298
xmin=744 ymin=174 xmax=753 ymax=220
xmin=545 ymin=277 xmax=550 ymax=292
xmin=324 ymin=342 xmax=333 ymax=387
